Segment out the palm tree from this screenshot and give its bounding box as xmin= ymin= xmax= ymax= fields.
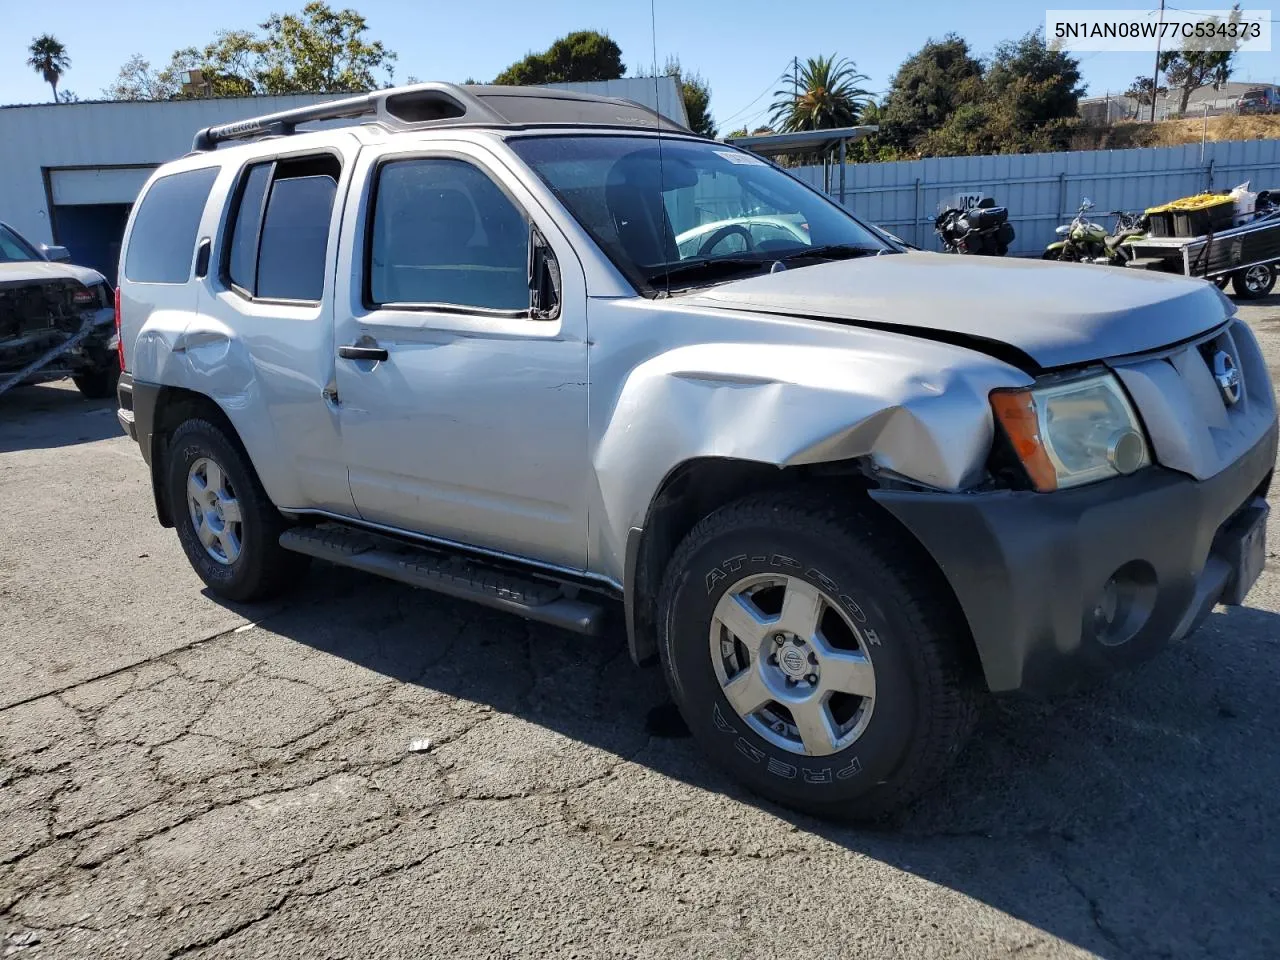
xmin=27 ymin=35 xmax=71 ymax=102
xmin=769 ymin=55 xmax=872 ymax=132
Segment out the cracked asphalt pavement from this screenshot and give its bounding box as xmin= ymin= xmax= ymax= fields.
xmin=4 ymin=297 xmax=1280 ymax=959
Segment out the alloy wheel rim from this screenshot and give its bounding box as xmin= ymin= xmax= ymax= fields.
xmin=1244 ymin=265 xmax=1271 ymax=293
xmin=709 ymin=573 xmax=876 ymax=757
xmin=186 ymin=457 xmax=243 ymax=565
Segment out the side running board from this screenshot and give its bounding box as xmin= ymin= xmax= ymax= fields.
xmin=279 ymin=524 xmax=607 ymax=635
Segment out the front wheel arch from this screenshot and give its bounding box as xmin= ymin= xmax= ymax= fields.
xmin=625 ymin=458 xmax=982 ymax=683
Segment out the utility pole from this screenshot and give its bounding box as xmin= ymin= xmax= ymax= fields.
xmin=793 ymin=56 xmax=799 ymax=104
xmin=1150 ymin=0 xmax=1165 ymax=121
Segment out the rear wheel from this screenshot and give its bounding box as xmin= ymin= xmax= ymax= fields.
xmin=1231 ymin=264 xmax=1276 ymax=299
xmin=657 ymin=490 xmax=980 ymax=821
xmin=166 ymin=418 xmax=308 ymax=602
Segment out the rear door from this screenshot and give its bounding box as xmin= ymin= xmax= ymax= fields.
xmin=332 ymin=138 xmax=590 ymax=570
xmin=190 ymin=136 xmax=361 ymax=514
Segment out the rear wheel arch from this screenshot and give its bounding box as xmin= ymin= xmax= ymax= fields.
xmin=149 ymin=387 xmax=252 ymax=528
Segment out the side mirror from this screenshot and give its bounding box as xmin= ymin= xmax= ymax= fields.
xmin=528 ymin=224 xmax=561 ymax=321
xmin=1080 ymin=198 xmax=1094 ymax=211
xmin=41 ymin=244 xmax=72 ymax=263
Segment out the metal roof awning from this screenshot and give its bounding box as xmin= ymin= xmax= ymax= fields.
xmin=724 ymin=125 xmax=878 ymax=156
xmin=724 ymin=126 xmax=879 ymax=207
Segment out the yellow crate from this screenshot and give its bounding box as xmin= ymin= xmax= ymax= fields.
xmin=1145 ymin=193 xmax=1233 ymax=214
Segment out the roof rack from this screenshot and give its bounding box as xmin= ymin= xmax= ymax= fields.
xmin=191 ymin=82 xmax=689 ymax=151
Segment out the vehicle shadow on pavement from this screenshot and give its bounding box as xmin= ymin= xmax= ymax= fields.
xmin=238 ymin=566 xmax=1280 ymax=959
xmin=0 ymin=384 xmax=119 ymax=452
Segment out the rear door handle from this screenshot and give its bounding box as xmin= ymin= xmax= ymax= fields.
xmin=338 ymin=344 xmax=389 ymax=362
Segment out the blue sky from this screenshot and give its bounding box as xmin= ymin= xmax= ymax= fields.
xmin=4 ymin=0 xmax=1278 ymax=125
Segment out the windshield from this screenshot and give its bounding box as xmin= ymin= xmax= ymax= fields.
xmin=508 ymin=135 xmax=893 ymax=294
xmin=0 ymin=225 xmax=41 ymax=263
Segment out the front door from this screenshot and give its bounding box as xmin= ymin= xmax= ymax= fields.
xmin=332 ymin=142 xmax=589 ymax=570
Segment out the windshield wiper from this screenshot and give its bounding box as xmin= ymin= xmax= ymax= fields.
xmin=775 ymin=244 xmax=884 ymax=263
xmin=645 ymin=245 xmax=887 ymax=294
xmin=645 ymin=256 xmax=771 ymax=292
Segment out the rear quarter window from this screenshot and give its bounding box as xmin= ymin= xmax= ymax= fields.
xmin=124 ymin=167 xmax=218 ymax=284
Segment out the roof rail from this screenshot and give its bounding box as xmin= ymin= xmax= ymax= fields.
xmin=191 ymin=82 xmax=688 ymax=151
xmin=191 ymin=83 xmax=502 ymax=151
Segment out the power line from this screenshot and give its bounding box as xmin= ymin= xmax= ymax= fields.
xmin=717 ymin=67 xmax=789 ymax=127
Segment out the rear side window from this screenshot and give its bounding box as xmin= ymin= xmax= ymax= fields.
xmin=226 ymin=164 xmax=271 ymax=291
xmin=257 ymin=177 xmax=337 ymax=301
xmin=124 ymin=167 xmax=218 ymax=283
xmin=223 ymin=155 xmax=340 ymax=303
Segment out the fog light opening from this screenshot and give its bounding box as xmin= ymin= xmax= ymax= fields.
xmin=1091 ymin=560 xmax=1157 ymax=647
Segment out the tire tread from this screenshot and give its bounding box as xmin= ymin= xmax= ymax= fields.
xmin=658 ymin=487 xmax=980 ymax=820
xmin=168 ymin=417 xmax=306 ymax=602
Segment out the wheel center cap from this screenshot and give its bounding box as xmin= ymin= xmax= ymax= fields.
xmin=779 ymin=645 xmax=809 ymax=679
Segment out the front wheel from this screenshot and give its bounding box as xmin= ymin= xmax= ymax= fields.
xmin=72 ymin=363 xmax=120 ymax=399
xmin=657 ymin=491 xmax=980 ymax=821
xmin=1043 ymin=245 xmax=1077 ymax=262
xmin=166 ymin=418 xmax=308 ymax=602
xmin=1231 ymin=264 xmax=1276 ymax=299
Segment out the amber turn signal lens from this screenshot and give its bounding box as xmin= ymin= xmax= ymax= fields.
xmin=990 ymin=389 xmax=1058 ymax=492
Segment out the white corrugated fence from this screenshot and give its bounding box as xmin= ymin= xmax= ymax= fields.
xmin=793 ymin=139 xmax=1280 ymax=256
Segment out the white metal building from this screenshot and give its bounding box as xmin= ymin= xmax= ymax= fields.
xmin=0 ymin=78 xmax=687 ymax=284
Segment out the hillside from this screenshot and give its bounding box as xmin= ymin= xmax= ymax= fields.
xmin=1070 ymin=114 xmax=1280 ymax=151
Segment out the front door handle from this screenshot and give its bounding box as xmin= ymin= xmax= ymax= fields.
xmin=338 ymin=344 xmax=388 ymax=362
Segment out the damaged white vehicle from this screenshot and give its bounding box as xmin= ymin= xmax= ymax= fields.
xmin=116 ymin=84 xmax=1277 ymax=819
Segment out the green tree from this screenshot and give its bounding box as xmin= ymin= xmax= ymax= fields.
xmin=256 ymin=2 xmax=395 ymax=93
xmin=1159 ymin=6 xmax=1240 ymax=114
xmin=769 ymin=55 xmax=872 ymax=131
xmin=493 ymin=30 xmax=624 ymax=85
xmin=27 ymin=35 xmax=70 ymax=102
xmin=102 ymin=2 xmax=395 ymax=100
xmin=102 ymin=54 xmax=174 ymax=100
xmin=984 ymin=30 xmax=1084 ymax=128
xmin=880 ymin=35 xmax=983 ymax=148
xmin=1124 ymin=75 xmax=1167 ymax=107
xmin=664 ymin=57 xmax=714 ymax=136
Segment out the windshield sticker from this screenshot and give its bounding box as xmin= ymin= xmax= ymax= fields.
xmin=714 ymin=150 xmax=766 ymax=166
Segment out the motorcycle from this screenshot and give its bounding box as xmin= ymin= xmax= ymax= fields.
xmin=1043 ymin=198 xmax=1147 ymax=266
xmin=934 ymin=198 xmax=1015 ymax=256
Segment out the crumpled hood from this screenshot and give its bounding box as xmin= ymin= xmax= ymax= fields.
xmin=0 ymin=260 xmax=105 ymax=288
xmin=681 ymin=252 xmax=1233 ymax=369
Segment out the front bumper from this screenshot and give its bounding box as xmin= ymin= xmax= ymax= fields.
xmin=871 ymin=421 xmax=1277 ymax=694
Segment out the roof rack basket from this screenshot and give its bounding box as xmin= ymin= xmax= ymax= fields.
xmin=191 ymin=82 xmax=687 ymax=151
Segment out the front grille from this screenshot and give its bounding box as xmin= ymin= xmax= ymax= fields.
xmin=0 ymin=280 xmax=85 ymax=340
xmin=1112 ymin=319 xmax=1276 ymax=481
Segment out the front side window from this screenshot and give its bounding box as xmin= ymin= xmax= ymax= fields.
xmin=223 ymin=155 xmax=339 ymax=302
xmin=0 ymin=225 xmax=40 ymax=263
xmin=509 ymin=135 xmax=893 ymax=295
xmin=124 ymin=167 xmax=218 ymax=283
xmin=368 ymin=158 xmax=530 ymax=312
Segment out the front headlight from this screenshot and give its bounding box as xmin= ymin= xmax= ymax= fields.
xmin=991 ymin=373 xmax=1149 ymax=491
xmin=1055 ymin=224 xmax=1072 ymax=236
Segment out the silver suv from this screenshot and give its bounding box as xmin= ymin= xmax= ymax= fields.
xmin=115 ymin=84 xmax=1277 ymax=820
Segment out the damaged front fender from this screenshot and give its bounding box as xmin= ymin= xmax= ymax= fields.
xmin=589 ymin=322 xmax=1032 ymax=581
